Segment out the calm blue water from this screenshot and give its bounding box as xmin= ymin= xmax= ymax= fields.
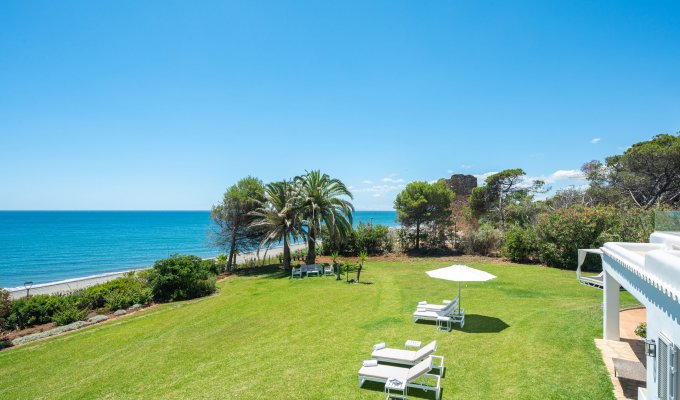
xmin=0 ymin=211 xmax=397 ymax=288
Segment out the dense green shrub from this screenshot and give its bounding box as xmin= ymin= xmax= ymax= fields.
xmin=535 ymin=206 xmax=617 ymax=269
xmin=52 ymin=303 xmax=88 ymax=326
xmin=0 ymin=289 xmax=11 ymax=331
xmin=102 ymin=285 xmax=152 ymax=311
xmin=536 ymin=206 xmax=654 ymax=269
xmin=78 ymin=274 xmax=153 ymax=311
xmin=147 ymin=255 xmax=217 ymax=301
xmin=321 ymin=223 xmax=394 ymax=256
xmin=461 ymin=225 xmax=504 ymax=256
xmin=214 ymin=254 xmax=228 ymax=273
xmin=503 ymin=225 xmax=539 ymax=262
xmin=6 ymin=295 xmax=68 ymax=329
xmin=353 ymin=223 xmax=393 ymax=255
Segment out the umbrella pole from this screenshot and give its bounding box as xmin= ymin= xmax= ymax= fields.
xmin=458 ymin=282 xmax=461 ymax=314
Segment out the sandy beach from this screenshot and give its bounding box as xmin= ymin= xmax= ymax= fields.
xmin=6 ymin=242 xmax=308 ymax=299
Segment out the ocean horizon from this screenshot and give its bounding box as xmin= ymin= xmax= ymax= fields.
xmin=0 ymin=210 xmax=398 ymax=288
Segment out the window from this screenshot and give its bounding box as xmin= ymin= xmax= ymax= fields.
xmin=659 ymin=334 xmax=678 ymax=400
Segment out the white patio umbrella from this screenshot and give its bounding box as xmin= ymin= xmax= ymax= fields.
xmin=425 ymin=265 xmax=496 ymax=313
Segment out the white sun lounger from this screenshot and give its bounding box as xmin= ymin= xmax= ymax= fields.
xmin=371 ymin=340 xmax=444 ymax=374
xmin=358 ymin=356 xmax=441 ymax=400
xmin=413 ymin=298 xmax=465 ymax=328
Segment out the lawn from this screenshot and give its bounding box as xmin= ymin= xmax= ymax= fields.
xmin=0 ymin=259 xmax=632 ymax=399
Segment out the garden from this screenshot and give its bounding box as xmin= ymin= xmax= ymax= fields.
xmin=0 ymin=258 xmax=638 ymax=399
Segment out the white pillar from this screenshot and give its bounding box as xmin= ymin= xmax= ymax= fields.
xmin=603 ymin=270 xmax=620 ymax=341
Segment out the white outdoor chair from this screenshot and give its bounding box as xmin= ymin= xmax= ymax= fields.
xmin=358 ymin=356 xmax=441 ymax=400
xmin=291 ymin=267 xmax=302 ymax=279
xmin=371 ymin=341 xmax=444 ymax=374
xmin=323 ymin=264 xmax=334 ymax=276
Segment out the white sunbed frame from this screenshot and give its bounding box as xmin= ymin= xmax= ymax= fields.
xmin=358 ymin=357 xmax=441 ymax=400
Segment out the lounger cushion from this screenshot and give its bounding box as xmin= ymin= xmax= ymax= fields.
xmin=358 ymin=364 xmax=408 ymax=380
xmin=414 ymin=341 xmax=437 ymax=360
xmin=422 ymin=303 xmax=447 ymax=311
xmin=413 ymin=310 xmax=442 ymax=319
xmin=407 ymin=357 xmax=434 ymax=380
xmin=372 ymin=348 xmax=418 ymax=363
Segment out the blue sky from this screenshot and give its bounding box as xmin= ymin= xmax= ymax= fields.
xmin=1 ymin=1 xmax=679 ymax=210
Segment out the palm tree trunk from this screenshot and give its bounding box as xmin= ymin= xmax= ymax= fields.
xmin=306 ymin=225 xmax=316 ymax=264
xmin=283 ymin=235 xmax=291 ymax=269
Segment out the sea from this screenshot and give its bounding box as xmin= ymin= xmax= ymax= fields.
xmin=0 ymin=211 xmax=397 ymax=288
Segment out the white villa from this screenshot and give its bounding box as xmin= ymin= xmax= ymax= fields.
xmin=587 ymin=218 xmax=680 ymax=400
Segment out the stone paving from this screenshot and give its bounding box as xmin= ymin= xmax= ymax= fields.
xmin=595 ymin=307 xmax=646 ymax=400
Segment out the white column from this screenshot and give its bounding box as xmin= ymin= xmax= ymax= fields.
xmin=603 ymin=270 xmax=620 ymax=341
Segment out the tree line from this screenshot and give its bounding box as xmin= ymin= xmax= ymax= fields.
xmin=210 ymin=170 xmax=354 ymax=272
xmin=393 ymin=132 xmax=680 ymax=267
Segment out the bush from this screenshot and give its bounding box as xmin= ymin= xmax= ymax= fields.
xmin=52 ymin=304 xmax=88 ymax=326
xmin=103 ymin=286 xmax=152 ymax=311
xmin=214 ymin=254 xmax=228 ymax=273
xmin=147 ymin=254 xmax=217 ymax=301
xmin=78 ymin=273 xmax=153 ymax=312
xmin=6 ymin=295 xmax=67 ymax=329
xmin=0 ymin=289 xmax=11 ymax=331
xmin=462 ymin=225 xmax=504 ymax=256
xmin=353 ymin=223 xmax=393 ymax=255
xmin=503 ymin=225 xmax=539 ymax=262
xmin=321 ymin=223 xmax=394 ymax=256
xmin=536 ymin=206 xmax=617 ymax=269
xmin=635 ymin=322 xmax=647 ymax=338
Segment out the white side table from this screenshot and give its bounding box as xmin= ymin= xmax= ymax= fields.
xmin=384 ymin=377 xmax=407 ymax=399
xmin=404 ymin=339 xmax=422 ymax=349
xmin=436 ymin=316 xmax=452 ymax=332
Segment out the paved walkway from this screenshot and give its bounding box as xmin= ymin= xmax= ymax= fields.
xmin=595 ymin=307 xmax=646 ymax=400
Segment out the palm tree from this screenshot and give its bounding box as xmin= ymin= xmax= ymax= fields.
xmin=250 ymin=180 xmax=304 ymax=269
xmin=294 ymin=170 xmax=354 ymax=265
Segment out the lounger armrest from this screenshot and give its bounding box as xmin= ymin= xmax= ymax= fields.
xmin=442 ymin=300 xmax=451 ymax=304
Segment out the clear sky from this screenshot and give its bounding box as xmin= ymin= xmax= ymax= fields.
xmin=1 ymin=1 xmax=679 ymax=210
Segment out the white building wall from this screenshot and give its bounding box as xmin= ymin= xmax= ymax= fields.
xmin=603 ymin=251 xmax=680 ymax=399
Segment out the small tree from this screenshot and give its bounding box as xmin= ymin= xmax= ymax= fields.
xmin=469 ymin=169 xmax=546 ymax=230
xmin=331 ymin=251 xmax=341 ymax=280
xmin=211 ymin=176 xmax=266 ymax=272
xmin=356 ymin=250 xmax=368 ymax=283
xmin=394 ymin=180 xmax=454 ymax=251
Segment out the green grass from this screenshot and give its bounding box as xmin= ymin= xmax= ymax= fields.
xmin=0 ymin=259 xmax=631 ymax=399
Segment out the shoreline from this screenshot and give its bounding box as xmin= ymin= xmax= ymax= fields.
xmin=5 ymin=242 xmax=307 ymax=299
